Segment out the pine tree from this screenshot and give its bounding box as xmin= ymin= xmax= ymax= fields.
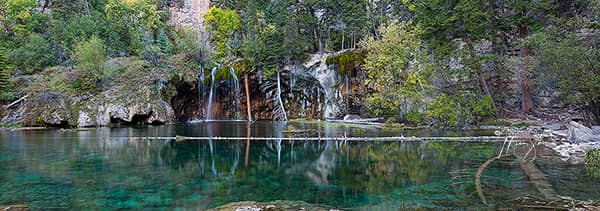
xmin=0 ymin=48 xmax=11 ymax=101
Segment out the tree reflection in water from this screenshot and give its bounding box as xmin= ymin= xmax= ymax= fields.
xmin=0 ymin=124 xmax=566 ymax=210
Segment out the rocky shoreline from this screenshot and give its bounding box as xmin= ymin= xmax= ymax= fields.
xmin=504 ymin=121 xmax=600 ymax=165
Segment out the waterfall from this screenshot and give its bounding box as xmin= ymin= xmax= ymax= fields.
xmin=229 ymin=67 xmax=241 ymax=119
xmin=206 ymin=64 xmax=219 ymax=120
xmin=198 ymin=67 xmax=206 ymax=116
xmin=345 ymin=74 xmax=350 ymax=112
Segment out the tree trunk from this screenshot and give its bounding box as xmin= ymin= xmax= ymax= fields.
xmin=326 ymin=29 xmax=330 ymax=51
xmin=245 ymin=122 xmax=251 ymax=167
xmin=314 ymin=27 xmax=322 ymax=52
xmin=520 ymin=25 xmax=532 ymax=114
xmin=244 ymin=67 xmax=252 ymax=121
xmin=276 ymin=71 xmax=287 ymax=121
xmin=341 ymin=32 xmax=345 ymax=50
xmin=466 ymin=36 xmax=497 ymax=112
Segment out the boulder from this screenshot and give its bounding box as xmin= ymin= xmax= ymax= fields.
xmin=567 ymin=121 xmax=599 ymax=143
xmin=593 ymin=126 xmax=600 ymax=134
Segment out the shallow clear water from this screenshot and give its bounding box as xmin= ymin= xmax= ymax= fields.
xmin=0 ymin=122 xmax=596 ymax=209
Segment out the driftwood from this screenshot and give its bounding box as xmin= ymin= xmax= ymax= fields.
xmin=6 ymin=95 xmax=27 ymax=108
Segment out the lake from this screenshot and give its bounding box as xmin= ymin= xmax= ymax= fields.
xmin=0 ymin=121 xmax=598 ymax=209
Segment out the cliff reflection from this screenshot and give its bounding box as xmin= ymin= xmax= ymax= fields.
xmin=0 ymin=124 xmax=506 ymax=210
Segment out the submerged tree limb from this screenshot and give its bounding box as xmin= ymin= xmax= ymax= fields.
xmin=476 ymin=155 xmax=510 ymax=205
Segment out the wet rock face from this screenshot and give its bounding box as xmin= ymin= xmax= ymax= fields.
xmin=304 ymin=53 xmax=342 ymax=119
xmin=293 ymin=50 xmax=367 ymax=119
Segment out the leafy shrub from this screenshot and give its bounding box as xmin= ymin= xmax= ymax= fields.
xmin=427 ymin=93 xmax=460 ymax=126
xmin=427 ymin=93 xmax=496 ymax=127
xmin=365 ymin=93 xmax=401 ymax=118
xmin=74 ymin=36 xmax=108 ymax=76
xmin=586 ymin=149 xmax=600 ymax=178
xmin=71 ymin=36 xmax=110 ymax=93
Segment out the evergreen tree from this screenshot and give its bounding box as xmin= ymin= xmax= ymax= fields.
xmin=0 ymin=48 xmax=13 ymax=101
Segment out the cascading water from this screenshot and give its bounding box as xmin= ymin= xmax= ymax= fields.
xmin=345 ymin=74 xmax=350 ymax=112
xmin=206 ymin=64 xmax=219 ymax=121
xmin=229 ymin=67 xmax=241 ymax=119
xmin=198 ymin=68 xmax=206 ymax=116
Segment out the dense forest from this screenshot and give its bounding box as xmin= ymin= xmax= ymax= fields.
xmin=0 ymin=0 xmax=598 ymax=127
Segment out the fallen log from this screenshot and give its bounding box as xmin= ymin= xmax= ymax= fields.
xmin=326 ymin=118 xmax=384 ymax=126
xmin=282 ymin=129 xmax=317 ymax=134
xmin=135 ymin=136 xmax=530 ymax=142
xmin=6 ymin=95 xmax=27 ymax=108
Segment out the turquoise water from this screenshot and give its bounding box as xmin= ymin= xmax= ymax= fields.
xmin=0 ymin=122 xmax=596 ymax=209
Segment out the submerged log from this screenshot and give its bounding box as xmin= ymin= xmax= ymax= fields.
xmin=0 ymin=205 xmax=29 ymax=211
xmin=519 ymin=160 xmax=559 ymax=201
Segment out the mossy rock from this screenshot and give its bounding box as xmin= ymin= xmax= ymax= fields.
xmin=326 ymin=49 xmax=366 ymax=75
